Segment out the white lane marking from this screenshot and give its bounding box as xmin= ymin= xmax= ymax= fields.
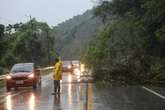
xmin=142 ymin=86 xmax=165 ymax=100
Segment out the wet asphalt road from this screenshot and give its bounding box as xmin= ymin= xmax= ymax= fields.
xmin=0 ymin=72 xmax=93 ymax=110
xmin=0 ymin=72 xmax=165 ymax=110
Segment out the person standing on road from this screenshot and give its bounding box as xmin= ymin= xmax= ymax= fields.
xmin=53 ymin=58 xmax=62 ymax=94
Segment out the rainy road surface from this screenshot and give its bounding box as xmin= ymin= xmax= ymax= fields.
xmin=0 ymin=71 xmax=165 ymax=110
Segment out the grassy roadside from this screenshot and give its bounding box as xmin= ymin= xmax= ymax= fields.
xmin=0 ymin=79 xmax=5 ymax=88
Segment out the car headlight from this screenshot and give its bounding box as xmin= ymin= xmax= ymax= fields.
xmin=28 ymin=74 xmax=34 ymax=78
xmin=6 ymin=75 xmax=12 ymax=80
xmin=68 ymin=65 xmax=71 ymax=69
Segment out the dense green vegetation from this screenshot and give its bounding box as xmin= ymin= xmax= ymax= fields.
xmin=0 ymin=19 xmax=57 ymax=74
xmin=83 ymin=0 xmax=165 ymax=84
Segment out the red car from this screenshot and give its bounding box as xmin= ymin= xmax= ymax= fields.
xmin=6 ymin=63 xmax=41 ymax=91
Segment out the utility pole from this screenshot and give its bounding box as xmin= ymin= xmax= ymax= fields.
xmin=46 ymin=29 xmax=51 ymax=65
xmin=25 ymin=15 xmax=34 ymax=62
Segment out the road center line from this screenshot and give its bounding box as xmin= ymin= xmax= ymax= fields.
xmin=142 ymin=86 xmax=165 ymax=100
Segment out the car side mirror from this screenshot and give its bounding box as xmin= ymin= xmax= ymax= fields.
xmin=6 ymin=70 xmax=10 ymax=74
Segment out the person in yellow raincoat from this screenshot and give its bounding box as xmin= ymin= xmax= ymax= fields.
xmin=53 ymin=58 xmax=62 ymax=93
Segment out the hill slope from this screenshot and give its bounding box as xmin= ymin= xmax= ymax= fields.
xmin=53 ymin=9 xmax=103 ymax=60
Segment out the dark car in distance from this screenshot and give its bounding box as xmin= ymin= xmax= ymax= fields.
xmin=72 ymin=60 xmax=80 ymax=69
xmin=62 ymin=61 xmax=73 ymax=73
xmin=6 ymin=63 xmax=41 ymax=91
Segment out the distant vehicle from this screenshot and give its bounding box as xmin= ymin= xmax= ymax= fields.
xmin=6 ymin=63 xmax=41 ymax=91
xmin=62 ymin=61 xmax=73 ymax=72
xmin=72 ymin=60 xmax=80 ymax=69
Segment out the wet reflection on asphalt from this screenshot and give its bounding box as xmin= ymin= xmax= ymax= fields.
xmin=0 ymin=72 xmax=94 ymax=110
xmin=1 ymin=72 xmax=165 ymax=110
xmin=53 ymin=95 xmax=62 ymax=110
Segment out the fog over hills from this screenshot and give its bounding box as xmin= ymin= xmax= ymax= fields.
xmin=53 ymin=9 xmax=103 ymax=60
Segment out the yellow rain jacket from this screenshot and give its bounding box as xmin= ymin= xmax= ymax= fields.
xmin=53 ymin=60 xmax=62 ymax=80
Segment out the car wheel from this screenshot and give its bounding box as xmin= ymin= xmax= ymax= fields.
xmin=15 ymin=87 xmax=18 ymax=90
xmin=7 ymin=87 xmax=10 ymax=92
xmin=33 ymin=83 xmax=37 ymax=89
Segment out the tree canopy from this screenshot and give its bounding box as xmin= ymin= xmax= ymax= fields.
xmin=0 ymin=19 xmax=58 ymax=74
xmin=83 ymin=0 xmax=165 ymax=84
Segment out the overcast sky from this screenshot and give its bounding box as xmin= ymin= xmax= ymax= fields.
xmin=0 ymin=0 xmax=94 ymax=26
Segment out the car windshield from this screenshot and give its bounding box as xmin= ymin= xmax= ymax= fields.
xmin=63 ymin=61 xmax=71 ymax=66
xmin=72 ymin=60 xmax=79 ymax=64
xmin=11 ymin=63 xmax=33 ymax=73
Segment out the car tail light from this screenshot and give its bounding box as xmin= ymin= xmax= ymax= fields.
xmin=6 ymin=75 xmax=12 ymax=80
xmin=28 ymin=74 xmax=34 ymax=78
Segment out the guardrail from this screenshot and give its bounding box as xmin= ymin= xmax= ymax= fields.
xmin=0 ymin=75 xmax=7 ymax=80
xmin=40 ymin=66 xmax=54 ymax=71
xmin=0 ymin=66 xmax=54 ymax=80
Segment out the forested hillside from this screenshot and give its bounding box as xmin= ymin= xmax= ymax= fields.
xmin=52 ymin=10 xmax=103 ymax=60
xmin=83 ymin=0 xmax=165 ymax=84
